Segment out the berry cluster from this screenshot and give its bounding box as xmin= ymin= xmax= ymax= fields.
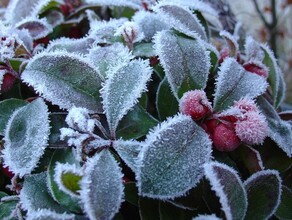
xmin=179 ymin=90 xmax=268 ymax=152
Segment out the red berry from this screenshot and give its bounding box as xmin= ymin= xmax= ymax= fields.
xmin=1 ymin=73 xmax=16 ymax=92
xmin=243 ymin=63 xmax=269 ymax=78
xmin=213 ymin=123 xmax=241 ymax=152
xmin=179 ymin=90 xmax=212 ymax=121
xmin=1 ymin=165 xmax=14 ymax=178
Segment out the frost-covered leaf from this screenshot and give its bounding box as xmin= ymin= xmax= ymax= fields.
xmin=21 ymin=51 xmax=104 ymax=113
xmin=113 ymin=139 xmax=142 ymax=172
xmin=244 ymin=170 xmax=282 ymax=220
xmin=20 ymin=172 xmax=67 ymax=214
xmin=46 ymin=37 xmax=95 ymax=54
xmin=46 ymin=10 xmax=64 ymax=27
xmin=4 ymin=0 xmax=52 ymax=25
xmin=80 ymin=150 xmax=124 ymax=220
xmin=156 ymin=77 xmax=179 ymax=121
xmin=155 ymin=4 xmax=207 ymax=40
xmin=154 ymin=30 xmax=210 ymax=99
xmin=26 ymin=209 xmax=75 ymax=220
xmin=88 ymin=18 xmax=127 ymax=43
xmin=0 ymin=98 xmax=28 ymax=135
xmin=244 ymin=36 xmax=265 ymax=62
xmin=0 ymin=195 xmax=18 ymax=220
xmin=84 ymin=0 xmax=143 ymax=10
xmin=133 ymin=42 xmax=155 ymax=58
xmin=101 ymin=59 xmax=152 ymax=137
xmin=2 ymin=98 xmax=50 ymax=177
xmin=219 ymin=31 xmax=238 ymax=56
xmin=137 ymin=114 xmax=212 ymax=199
xmin=87 ymin=43 xmax=132 ymax=77
xmin=261 ymin=44 xmax=286 ymax=108
xmin=154 ymin=0 xmax=218 ymax=17
xmin=275 ymin=185 xmax=292 ymax=219
xmin=213 ymin=58 xmax=268 ymax=112
xmin=54 ymin=163 xmax=82 ymax=198
xmin=16 ymin=18 xmax=52 ymax=40
xmin=116 ymin=104 xmax=159 ymax=140
xmin=132 ymin=11 xmax=169 ymax=41
xmin=257 ymin=96 xmax=292 ymax=157
xmin=47 ymin=149 xmax=82 ymax=213
xmin=204 ymin=162 xmax=247 ymax=220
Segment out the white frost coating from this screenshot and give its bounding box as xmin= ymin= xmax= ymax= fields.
xmin=101 ymin=59 xmax=152 ymax=136
xmin=79 ymin=150 xmax=124 ymax=220
xmin=84 ymin=0 xmax=143 ymax=10
xmin=132 ymin=11 xmax=169 ymax=41
xmin=193 ymin=214 xmax=222 ymax=220
xmin=46 ymin=37 xmax=95 ymax=54
xmin=213 ymin=58 xmax=268 ymax=111
xmin=152 ymin=0 xmax=218 ymax=17
xmin=2 ymin=98 xmax=50 ymax=177
xmin=220 ymin=30 xmax=239 ymax=52
xmin=137 ymin=114 xmax=212 ymax=199
xmin=26 ymin=209 xmax=75 ymax=220
xmin=204 ymin=162 xmax=247 ymax=220
xmin=87 ymin=43 xmax=133 ymax=77
xmin=66 ymin=106 xmax=97 ymax=133
xmin=113 ymin=139 xmax=143 ymax=173
xmin=5 ymin=0 xmax=52 ymax=25
xmin=21 ymin=50 xmax=104 ymax=113
xmin=54 ymin=163 xmax=83 ymax=198
xmin=154 ymin=4 xmax=207 ymax=40
xmin=244 ymin=36 xmax=265 ymax=62
xmin=88 ymin=18 xmax=128 ymax=43
xmin=115 ymin=21 xmax=145 ymax=43
xmin=244 ymin=169 xmax=282 ymax=219
xmin=154 ymin=30 xmax=210 ymax=99
xmin=15 ymin=17 xmax=53 ymax=40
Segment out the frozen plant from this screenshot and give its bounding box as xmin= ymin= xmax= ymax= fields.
xmin=0 ymin=0 xmax=291 ymax=220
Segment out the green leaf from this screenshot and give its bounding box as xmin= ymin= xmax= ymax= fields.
xmin=159 ymin=201 xmax=196 ymax=220
xmin=275 ymin=185 xmax=292 ymax=219
xmin=124 ymin=182 xmax=139 ymax=206
xmin=116 ymin=104 xmax=158 ymax=140
xmin=54 ymin=163 xmax=82 ymax=198
xmin=47 ymin=37 xmax=95 ymax=54
xmin=244 ymin=170 xmax=282 ymax=220
xmin=20 ymin=172 xmax=67 ymax=213
xmin=133 ymin=42 xmax=155 ymax=57
xmin=257 ymin=96 xmax=292 ymax=157
xmin=204 ymin=162 xmax=248 ymax=220
xmin=113 ymin=139 xmax=142 ymax=173
xmin=261 ymin=44 xmax=286 ymax=108
xmin=139 ymin=197 xmax=160 ymax=220
xmin=79 ymin=150 xmax=124 ymax=220
xmin=137 ymin=114 xmax=212 ymax=199
xmin=21 ymin=51 xmax=104 ymax=112
xmin=156 ymin=77 xmax=179 ymax=121
xmin=48 ymin=113 xmax=68 ymax=148
xmin=0 ymin=98 xmax=28 ymax=135
xmin=0 ymin=197 xmax=18 ymax=220
xmin=101 ymin=59 xmax=152 ymax=137
xmin=213 ymin=58 xmax=268 ymax=112
xmin=47 ymin=149 xmax=82 ymax=213
xmin=2 ymin=98 xmax=50 ymax=177
xmin=154 ymin=30 xmax=210 ymax=99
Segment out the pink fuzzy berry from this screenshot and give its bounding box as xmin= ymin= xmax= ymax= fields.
xmin=233 ymin=98 xmax=258 ymax=114
xmin=235 ymin=111 xmax=268 ymax=145
xmin=243 ymin=62 xmax=269 ymax=78
xmin=219 ymin=47 xmax=230 ymax=64
xmin=179 ymin=90 xmax=212 ymax=121
xmin=213 ymin=123 xmax=241 ymax=151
